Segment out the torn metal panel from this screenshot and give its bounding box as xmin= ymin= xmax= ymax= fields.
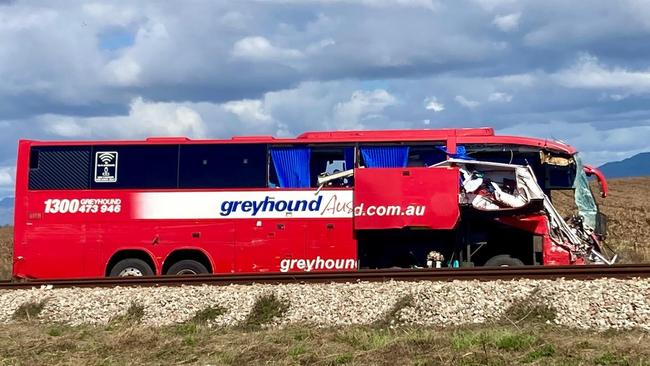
xmin=434 ymin=158 xmax=616 ymax=265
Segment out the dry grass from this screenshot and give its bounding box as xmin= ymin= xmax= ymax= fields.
xmin=0 ymin=321 xmax=648 ymax=365
xmin=553 ymin=177 xmax=650 ymax=262
xmin=0 ymin=226 xmax=11 ymax=280
xmin=0 ymin=177 xmax=647 ymax=280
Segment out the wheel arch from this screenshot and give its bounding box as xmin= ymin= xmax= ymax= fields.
xmin=105 ymin=248 xmax=158 ymax=276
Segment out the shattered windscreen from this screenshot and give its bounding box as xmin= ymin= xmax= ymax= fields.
xmin=573 ymin=154 xmax=598 ymax=229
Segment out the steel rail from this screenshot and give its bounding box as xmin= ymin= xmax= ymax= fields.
xmin=1 ymin=264 xmax=650 ymax=290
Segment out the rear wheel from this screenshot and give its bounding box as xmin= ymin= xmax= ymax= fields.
xmin=484 ymin=255 xmax=525 ymax=267
xmin=109 ymin=258 xmax=154 ymax=277
xmin=166 ymin=260 xmax=209 ymax=275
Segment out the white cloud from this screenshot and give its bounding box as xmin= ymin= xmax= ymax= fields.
xmin=455 ymin=95 xmax=480 ymax=108
xmin=333 ymin=89 xmax=396 ymax=129
xmin=46 ymin=117 xmax=91 ymax=137
xmin=488 ymin=92 xmax=513 ymax=102
xmin=231 ymin=36 xmax=303 ymax=61
xmin=104 ymin=56 xmax=142 ymax=86
xmin=424 ymin=97 xmax=444 ymax=112
xmin=473 ymin=0 xmax=518 ymax=11
xmin=43 ymin=97 xmax=206 ymax=139
xmin=554 ymin=54 xmax=650 ymax=92
xmin=258 ymin=0 xmax=438 ymax=11
xmin=0 ymin=167 xmax=15 ymax=188
xmin=493 ymin=73 xmax=537 ymax=86
xmin=492 ymin=12 xmax=521 ymax=32
xmin=223 ymin=99 xmax=273 ymax=124
xmin=497 ymin=121 xmax=650 ymax=166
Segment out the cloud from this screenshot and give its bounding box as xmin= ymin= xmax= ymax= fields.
xmin=44 ymin=97 xmax=206 ymax=139
xmin=492 ymin=12 xmax=521 ymax=32
xmin=0 ymin=167 xmax=13 ymax=188
xmin=258 ymin=0 xmax=438 ymax=11
xmin=455 ymin=95 xmax=480 ymax=108
xmin=424 ymin=97 xmax=444 ymax=112
xmin=333 ymin=89 xmax=397 ymax=129
xmin=223 ymin=99 xmax=273 ymax=124
xmin=1 ymin=1 xmax=650 ymax=169
xmin=553 ymin=54 xmax=650 ymax=92
xmin=231 ymin=36 xmax=303 ymax=62
xmin=104 ymin=56 xmax=141 ymax=86
xmin=488 ymin=92 xmax=513 ymax=102
xmin=497 ymin=121 xmax=650 ymax=166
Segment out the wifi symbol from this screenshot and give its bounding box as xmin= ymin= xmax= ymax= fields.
xmin=98 ymin=153 xmax=115 ymax=164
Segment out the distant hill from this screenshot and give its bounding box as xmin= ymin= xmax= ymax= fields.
xmin=0 ymin=197 xmax=13 ymax=226
xmin=599 ymin=152 xmax=650 ymax=179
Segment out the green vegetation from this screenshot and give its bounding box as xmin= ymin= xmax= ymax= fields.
xmin=374 ymin=294 xmax=414 ymax=327
xmin=242 ymin=293 xmax=289 ymax=330
xmin=188 ymin=305 xmax=226 ymax=325
xmin=499 ymin=290 xmax=556 ymax=325
xmin=12 ymin=300 xmax=46 ymax=321
xmin=0 ymin=322 xmax=648 ymax=365
xmin=109 ymin=302 xmax=145 ymax=324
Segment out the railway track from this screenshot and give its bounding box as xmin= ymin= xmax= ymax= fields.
xmin=1 ymin=264 xmax=650 ymax=290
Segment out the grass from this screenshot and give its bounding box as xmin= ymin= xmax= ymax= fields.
xmin=12 ymin=300 xmax=47 ymax=321
xmin=499 ymin=290 xmax=556 ymax=325
xmin=109 ymin=302 xmax=145 ymax=325
xmin=242 ymin=293 xmax=289 ymax=330
xmin=552 ymin=177 xmax=650 ymax=262
xmin=188 ymin=305 xmax=226 ymax=325
xmin=374 ymin=294 xmax=414 ymax=327
xmin=0 ymin=226 xmax=12 ymax=280
xmin=0 ymin=322 xmax=648 ymax=365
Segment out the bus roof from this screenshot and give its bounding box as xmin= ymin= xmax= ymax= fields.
xmin=21 ymin=127 xmax=576 ymax=154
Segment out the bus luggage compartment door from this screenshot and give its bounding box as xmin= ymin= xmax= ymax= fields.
xmin=353 ymin=167 xmax=460 ymax=230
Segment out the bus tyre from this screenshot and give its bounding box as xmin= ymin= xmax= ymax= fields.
xmin=166 ymin=260 xmax=209 ymax=275
xmin=109 ymin=258 xmax=154 ymax=277
xmin=484 ymin=255 xmax=525 ymax=267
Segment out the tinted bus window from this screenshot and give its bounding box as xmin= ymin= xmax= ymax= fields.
xmin=179 ymin=144 xmax=267 ymax=188
xmin=90 ymin=145 xmax=179 ymax=189
xmin=29 ymin=146 xmax=91 ymax=190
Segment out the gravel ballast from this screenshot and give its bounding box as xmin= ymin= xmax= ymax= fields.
xmin=1 ymin=279 xmax=649 ymax=330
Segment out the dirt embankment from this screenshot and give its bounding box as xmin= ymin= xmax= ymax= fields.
xmin=553 ymin=177 xmax=650 ymax=262
xmin=0 ymin=226 xmax=11 ymax=280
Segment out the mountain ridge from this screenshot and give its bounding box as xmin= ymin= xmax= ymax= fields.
xmin=598 ymin=152 xmax=650 ymax=179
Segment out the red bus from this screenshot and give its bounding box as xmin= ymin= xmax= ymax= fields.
xmin=12 ymin=128 xmax=613 ymax=279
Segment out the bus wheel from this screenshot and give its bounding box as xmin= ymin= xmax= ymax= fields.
xmin=109 ymin=258 xmax=154 ymax=277
xmin=484 ymin=255 xmax=525 ymax=267
xmin=166 ymin=260 xmax=209 ymax=275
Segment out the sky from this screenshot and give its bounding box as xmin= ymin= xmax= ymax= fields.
xmin=1 ymin=0 xmax=650 ymax=197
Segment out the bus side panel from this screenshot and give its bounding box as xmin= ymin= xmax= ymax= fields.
xmin=234 ymin=218 xmax=305 ymax=272
xmin=12 ymin=141 xmax=31 ymax=279
xmin=155 ymin=221 xmax=235 ymax=274
xmin=305 ymin=218 xmax=357 ymax=271
xmin=354 ymin=167 xmax=460 ymax=230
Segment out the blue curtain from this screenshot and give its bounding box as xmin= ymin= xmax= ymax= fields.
xmin=344 ymin=147 xmax=355 ymax=171
xmin=360 ymin=146 xmax=409 ymax=168
xmin=271 ymin=147 xmax=311 ymax=188
xmin=436 ymin=145 xmax=469 ymax=160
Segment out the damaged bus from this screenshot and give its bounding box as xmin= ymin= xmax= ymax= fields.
xmin=12 ymin=127 xmax=614 ymax=279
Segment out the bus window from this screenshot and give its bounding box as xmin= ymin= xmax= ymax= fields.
xmin=407 ymin=145 xmax=447 ymax=167
xmin=310 ymin=147 xmax=354 ymax=187
xmin=268 ymin=146 xmax=354 ymax=188
xmin=90 ymin=145 xmax=178 ymax=189
xmin=179 ymin=144 xmax=267 ymax=189
xmin=29 ymin=146 xmax=91 ymax=190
